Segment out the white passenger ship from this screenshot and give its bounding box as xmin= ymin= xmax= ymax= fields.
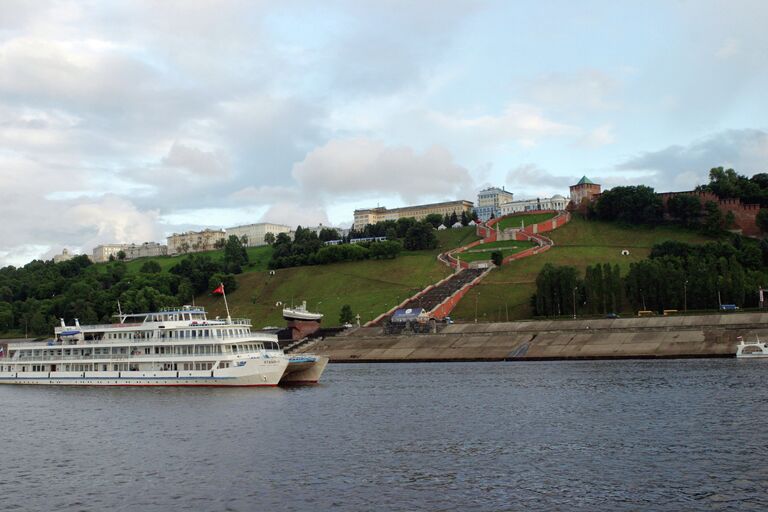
xmin=0 ymin=306 xmax=328 ymax=386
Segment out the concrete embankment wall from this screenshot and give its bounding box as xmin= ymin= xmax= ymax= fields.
xmin=299 ymin=313 xmax=768 ymax=362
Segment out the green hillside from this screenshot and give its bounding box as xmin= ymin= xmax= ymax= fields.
xmin=88 ymin=218 xmax=713 ymax=327
xmin=448 ymin=216 xmax=712 ymax=322
xmin=195 ymin=227 xmax=479 ymax=327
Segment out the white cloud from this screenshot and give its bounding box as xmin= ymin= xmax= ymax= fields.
xmin=715 ymin=38 xmax=741 ymax=59
xmin=291 ymin=138 xmax=475 ymax=203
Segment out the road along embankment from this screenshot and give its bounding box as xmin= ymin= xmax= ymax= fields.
xmin=296 ymin=313 xmax=768 ymax=362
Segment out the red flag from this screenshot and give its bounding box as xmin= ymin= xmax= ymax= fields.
xmin=212 ymin=284 xmax=224 ymax=295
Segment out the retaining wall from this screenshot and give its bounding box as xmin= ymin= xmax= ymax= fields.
xmin=297 ymin=312 xmax=768 ymax=362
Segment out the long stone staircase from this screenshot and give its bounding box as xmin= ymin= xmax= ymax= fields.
xmin=367 ymin=210 xmax=571 ymax=327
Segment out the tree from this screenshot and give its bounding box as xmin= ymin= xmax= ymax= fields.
xmin=117 ymin=250 xmax=126 ymax=261
xmin=223 ymin=235 xmax=249 ymax=274
xmin=757 ymin=209 xmax=768 ymax=234
xmin=339 ymin=304 xmax=354 ymax=324
xmin=213 ymin=238 xmax=226 ymax=249
xmin=594 ymin=185 xmax=663 ymax=225
xmin=403 ymin=223 xmax=438 ymax=250
xmin=449 ymin=211 xmax=459 ymax=226
xmin=491 ymin=251 xmax=503 ymax=266
xmin=264 ymin=232 xmax=276 ymax=245
xmin=703 ymin=201 xmax=725 ymax=234
xmin=318 ymin=227 xmax=341 ymax=242
xmin=667 ymin=194 xmax=702 ymax=227
xmin=460 ymin=210 xmax=469 ymax=226
xmin=139 ymin=260 xmax=162 ymax=273
xmin=424 ymin=214 xmax=443 ymax=229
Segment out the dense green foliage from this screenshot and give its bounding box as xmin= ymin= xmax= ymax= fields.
xmin=269 ymin=225 xmax=405 ymax=269
xmin=697 ymin=167 xmax=768 ymax=205
xmin=339 ymin=304 xmax=354 ymax=324
xmin=532 ymin=236 xmax=768 ymax=316
xmin=594 ymin=185 xmax=664 ymax=224
xmin=0 ymin=251 xmax=242 ymax=336
xmin=533 ymin=264 xmax=579 ymax=317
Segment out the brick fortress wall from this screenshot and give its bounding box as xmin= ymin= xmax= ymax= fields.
xmin=659 ymin=191 xmax=761 ymax=237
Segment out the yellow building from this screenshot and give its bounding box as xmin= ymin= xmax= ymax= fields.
xmin=167 ymin=229 xmax=226 ymax=255
xmin=353 ymin=200 xmax=474 ymax=231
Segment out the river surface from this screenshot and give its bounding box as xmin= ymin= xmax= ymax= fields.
xmin=1 ymin=360 xmax=766 ymax=511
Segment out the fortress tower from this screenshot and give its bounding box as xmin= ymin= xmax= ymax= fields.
xmin=569 ymin=176 xmax=602 ymax=209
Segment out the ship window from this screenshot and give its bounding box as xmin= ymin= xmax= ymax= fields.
xmin=191 ymin=330 xmax=197 ymax=338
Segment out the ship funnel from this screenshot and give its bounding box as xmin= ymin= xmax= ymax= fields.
xmin=75 ymin=318 xmax=80 ymax=328
xmin=60 ymin=318 xmax=65 ymax=327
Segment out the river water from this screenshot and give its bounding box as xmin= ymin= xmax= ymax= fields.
xmin=1 ymin=360 xmax=766 ymax=511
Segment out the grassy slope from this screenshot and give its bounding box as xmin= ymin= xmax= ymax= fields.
xmin=449 ymin=216 xmax=713 ymax=322
xmin=118 ymin=245 xmax=274 ymax=274
xmin=195 ymin=227 xmax=480 ymax=327
xmin=496 ymin=212 xmax=556 ymax=230
xmin=460 ymin=241 xmax=538 ymax=262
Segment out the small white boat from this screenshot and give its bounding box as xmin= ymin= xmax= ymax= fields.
xmin=736 ymin=335 xmax=768 ymax=358
xmin=282 ymin=301 xmax=323 ymax=322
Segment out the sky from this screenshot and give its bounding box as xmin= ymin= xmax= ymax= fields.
xmin=1 ymin=0 xmax=767 ymax=266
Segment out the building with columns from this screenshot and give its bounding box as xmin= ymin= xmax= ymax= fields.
xmin=499 ymin=194 xmax=568 ymax=215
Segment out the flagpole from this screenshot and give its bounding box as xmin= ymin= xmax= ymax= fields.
xmin=221 ymin=282 xmax=232 ymax=322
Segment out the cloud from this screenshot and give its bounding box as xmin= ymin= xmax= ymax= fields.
xmin=715 ymin=38 xmax=741 ymax=60
xmin=524 ymin=68 xmax=622 ymax=111
xmin=291 ymin=138 xmax=474 ymax=203
xmin=579 ymin=124 xmax=615 ymax=148
xmin=617 ymin=129 xmax=768 ymax=190
xmin=506 ymin=164 xmax=574 ymax=193
xmin=162 ymin=142 xmax=229 ymax=178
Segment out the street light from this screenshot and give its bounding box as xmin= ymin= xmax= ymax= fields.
xmin=684 ymin=280 xmax=688 ymax=312
xmin=474 ymin=291 xmax=480 ymax=323
xmin=572 ymin=286 xmax=577 ymax=319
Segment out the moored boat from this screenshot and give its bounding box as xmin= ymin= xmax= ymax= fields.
xmin=736 ymin=335 xmax=768 ymax=358
xmin=0 ymin=306 xmax=328 ymax=386
xmin=282 ymin=301 xmax=324 ymax=322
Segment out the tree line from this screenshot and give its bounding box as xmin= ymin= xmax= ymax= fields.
xmin=0 ymin=237 xmax=250 ymax=336
xmin=533 ymin=237 xmax=768 ymax=317
xmin=592 ymin=168 xmax=768 ymax=235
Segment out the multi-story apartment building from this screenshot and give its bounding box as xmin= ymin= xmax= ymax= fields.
xmin=475 ymin=187 xmax=514 ymax=221
xmin=92 ymin=242 xmax=167 ymax=263
xmin=167 ymin=229 xmax=226 ymax=255
xmin=225 ymin=223 xmax=291 ymax=247
xmin=499 ymin=195 xmax=569 ymax=216
xmin=353 ymin=200 xmax=474 ymax=231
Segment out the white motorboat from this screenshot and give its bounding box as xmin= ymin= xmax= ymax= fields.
xmin=0 ymin=305 xmax=328 ymax=386
xmin=736 ymin=335 xmax=768 ymax=358
xmin=282 ymin=301 xmax=324 ymax=322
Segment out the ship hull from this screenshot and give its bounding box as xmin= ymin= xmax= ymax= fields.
xmin=280 ymin=355 xmax=329 ymax=384
xmin=0 ymin=358 xmax=289 ymax=387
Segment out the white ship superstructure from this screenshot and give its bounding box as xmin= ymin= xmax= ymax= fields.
xmin=0 ymin=306 xmax=328 ymax=386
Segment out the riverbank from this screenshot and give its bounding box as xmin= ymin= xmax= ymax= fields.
xmin=296 ymin=312 xmax=768 ymax=362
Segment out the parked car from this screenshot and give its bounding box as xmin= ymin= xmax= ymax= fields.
xmin=605 ymin=312 xmax=620 ymax=319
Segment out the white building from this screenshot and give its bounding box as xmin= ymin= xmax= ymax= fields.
xmin=92 ymin=242 xmax=167 ymax=263
xmin=475 ymin=187 xmax=514 ymax=221
xmin=225 ymin=223 xmax=291 ymax=247
xmin=499 ymin=194 xmax=568 ymax=216
xmin=53 ymin=249 xmax=76 ymax=263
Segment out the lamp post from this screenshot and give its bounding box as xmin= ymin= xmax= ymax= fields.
xmin=683 ymin=280 xmax=688 ymax=313
xmin=640 ymin=288 xmax=646 ymax=311
xmin=572 ymin=286 xmax=577 ymax=319
xmin=474 ymin=292 xmax=480 ymax=323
